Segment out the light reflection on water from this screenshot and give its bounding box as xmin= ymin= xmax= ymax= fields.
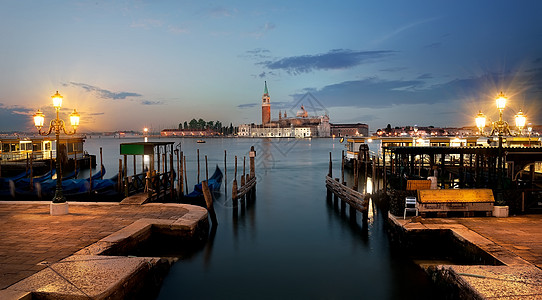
xmin=82 ymin=137 xmax=440 ymax=299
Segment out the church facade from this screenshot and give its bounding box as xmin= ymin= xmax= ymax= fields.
xmin=238 ymin=82 xmax=330 ymax=138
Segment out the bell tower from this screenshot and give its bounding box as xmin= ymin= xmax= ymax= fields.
xmin=262 ymin=81 xmax=271 ymax=125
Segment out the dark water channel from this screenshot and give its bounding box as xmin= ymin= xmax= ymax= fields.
xmin=84 ymin=137 xmax=443 ymax=299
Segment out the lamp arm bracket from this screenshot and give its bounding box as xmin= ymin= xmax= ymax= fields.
xmin=37 ymin=119 xmax=56 ymax=136
xmin=60 ymin=119 xmax=76 ymax=135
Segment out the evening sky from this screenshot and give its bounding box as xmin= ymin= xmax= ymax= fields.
xmin=0 ymin=0 xmax=541 ymax=132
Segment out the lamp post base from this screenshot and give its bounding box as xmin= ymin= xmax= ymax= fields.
xmin=50 ymin=202 xmax=69 ymax=216
xmin=493 ymin=205 xmax=509 ymax=218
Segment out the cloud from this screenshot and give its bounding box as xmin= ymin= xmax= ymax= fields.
xmin=253 ymin=71 xmax=277 ymax=79
xmin=237 ymin=103 xmax=258 ymax=109
xmin=372 ymin=17 xmax=440 ymax=46
xmin=380 ymin=67 xmax=408 ymax=73
xmin=141 ymin=100 xmax=163 ymax=105
xmin=417 ymin=73 xmax=434 ymax=80
xmin=241 ymin=48 xmax=272 ymax=61
xmin=259 ymin=49 xmax=395 ymax=74
xmin=290 ymin=70 xmax=542 ymax=114
xmin=424 ymin=42 xmax=442 ymax=48
xmin=0 ymin=103 xmax=34 ymax=132
xmin=66 ymin=82 xmax=141 ymax=100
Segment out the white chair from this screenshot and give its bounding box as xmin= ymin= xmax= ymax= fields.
xmin=404 ymin=196 xmax=418 ymax=219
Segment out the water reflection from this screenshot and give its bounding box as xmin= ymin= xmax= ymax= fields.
xmin=326 ymin=196 xmax=369 ymax=245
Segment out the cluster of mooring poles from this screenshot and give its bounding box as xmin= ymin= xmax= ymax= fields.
xmin=231 ymin=146 xmax=257 ymax=207
xmin=118 ymin=142 xmax=258 ymax=227
xmin=326 ymin=151 xmax=370 ymax=222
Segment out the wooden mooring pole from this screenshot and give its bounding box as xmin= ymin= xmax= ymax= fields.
xmin=183 ymin=156 xmax=188 ymax=195
xmin=205 ymin=155 xmax=209 ymax=182
xmin=232 ymin=156 xmax=238 ymax=204
xmin=341 ymin=150 xmax=345 ymax=185
xmin=170 ymin=153 xmax=174 ymax=201
xmin=327 ymin=152 xmax=333 ymax=201
xmin=224 ymin=150 xmax=227 ymax=195
xmin=202 ymin=181 xmax=218 ymax=225
xmin=231 ymin=146 xmax=257 ymax=206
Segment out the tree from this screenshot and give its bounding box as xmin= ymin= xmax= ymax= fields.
xmin=214 ymin=121 xmax=222 ymax=132
xmin=189 ymin=119 xmax=198 ymax=129
xmin=183 ymin=121 xmax=188 ymax=129
xmin=385 ymin=124 xmax=392 ymax=133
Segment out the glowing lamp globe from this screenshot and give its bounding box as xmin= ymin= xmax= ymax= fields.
xmin=69 ymin=109 xmax=80 ymax=129
xmin=33 ymin=110 xmax=45 ymax=129
xmin=496 ymin=92 xmax=507 ymax=110
xmin=51 ymin=91 xmax=63 ymax=109
xmin=475 ymin=110 xmax=486 ymax=133
xmin=515 ymin=110 xmax=526 ymax=131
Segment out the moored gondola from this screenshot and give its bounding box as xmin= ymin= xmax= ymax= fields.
xmin=181 ymin=165 xmax=223 ymax=207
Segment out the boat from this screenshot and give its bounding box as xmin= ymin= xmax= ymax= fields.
xmin=197 ymin=140 xmax=206 ymax=143
xmin=0 ymin=165 xmax=119 ymax=201
xmin=181 ymin=165 xmax=223 ymax=207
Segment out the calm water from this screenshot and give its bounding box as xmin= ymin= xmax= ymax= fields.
xmin=83 ymin=137 xmax=439 ymax=299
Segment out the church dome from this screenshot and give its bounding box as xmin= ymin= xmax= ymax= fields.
xmin=296 ymin=105 xmax=308 ymax=118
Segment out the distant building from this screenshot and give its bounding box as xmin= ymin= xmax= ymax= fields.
xmin=330 ymin=123 xmax=369 ymax=137
xmin=160 ymin=129 xmax=220 ymax=137
xmin=239 ymin=83 xmax=330 ymax=138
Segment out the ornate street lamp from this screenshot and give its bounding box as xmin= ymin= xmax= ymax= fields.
xmin=33 ymin=91 xmax=80 ymax=215
xmin=475 ymin=110 xmax=486 ymax=135
xmin=515 ymin=109 xmax=526 ymax=136
xmin=475 ymin=91 xmax=524 ymax=205
xmin=490 ymin=91 xmax=511 ymax=136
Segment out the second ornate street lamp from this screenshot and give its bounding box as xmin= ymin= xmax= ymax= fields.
xmin=475 ymin=91 xmax=524 ymax=206
xmin=33 ymin=91 xmax=80 ymax=215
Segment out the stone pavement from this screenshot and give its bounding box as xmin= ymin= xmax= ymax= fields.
xmin=0 ymin=201 xmax=191 ymax=290
xmin=422 ymin=215 xmax=542 ymax=269
xmin=392 ymin=214 xmax=542 ymax=298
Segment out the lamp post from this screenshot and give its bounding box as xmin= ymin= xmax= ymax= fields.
xmin=33 ymin=91 xmax=80 ymax=215
xmin=475 ymin=91 xmax=525 ymax=206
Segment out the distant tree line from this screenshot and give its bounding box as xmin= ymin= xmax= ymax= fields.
xmin=179 ymin=118 xmax=237 ymax=135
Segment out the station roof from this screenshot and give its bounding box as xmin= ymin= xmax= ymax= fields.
xmin=120 ymin=141 xmax=174 ymax=155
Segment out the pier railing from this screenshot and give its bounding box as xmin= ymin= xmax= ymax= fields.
xmin=124 ymin=172 xmax=147 ymax=196
xmin=231 ymin=146 xmax=257 ymax=204
xmin=144 ymin=171 xmax=174 ymax=201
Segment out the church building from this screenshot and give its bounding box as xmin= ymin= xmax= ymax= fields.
xmin=238 ymin=82 xmax=330 ymax=138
